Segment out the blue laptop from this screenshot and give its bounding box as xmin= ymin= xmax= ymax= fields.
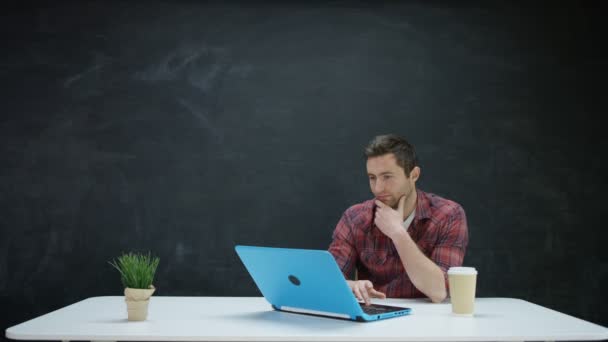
xmin=234 ymin=245 xmax=412 ymax=322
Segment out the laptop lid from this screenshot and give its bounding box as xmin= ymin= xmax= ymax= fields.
xmin=234 ymin=245 xmax=411 ymax=321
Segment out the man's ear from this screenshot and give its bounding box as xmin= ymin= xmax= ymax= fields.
xmin=409 ymin=166 xmax=421 ymax=182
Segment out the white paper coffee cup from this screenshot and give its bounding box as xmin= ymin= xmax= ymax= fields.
xmin=448 ymin=267 xmax=477 ymax=316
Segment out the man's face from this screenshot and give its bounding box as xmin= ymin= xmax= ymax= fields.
xmin=366 ymin=153 xmax=418 ymax=209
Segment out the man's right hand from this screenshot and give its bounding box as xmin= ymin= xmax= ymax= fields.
xmin=346 ymin=280 xmax=386 ymax=306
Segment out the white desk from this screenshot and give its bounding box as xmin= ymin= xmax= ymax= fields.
xmin=5 ymin=296 xmax=608 ymax=341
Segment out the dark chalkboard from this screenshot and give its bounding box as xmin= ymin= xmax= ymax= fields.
xmin=1 ymin=1 xmax=606 ymax=339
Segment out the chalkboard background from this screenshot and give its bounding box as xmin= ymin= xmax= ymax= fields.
xmin=1 ymin=1 xmax=606 ymax=339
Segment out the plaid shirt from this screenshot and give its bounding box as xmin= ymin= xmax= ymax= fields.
xmin=328 ymin=189 xmax=468 ymax=298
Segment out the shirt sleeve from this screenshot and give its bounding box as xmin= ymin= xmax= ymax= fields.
xmin=430 ymin=205 xmax=469 ymax=293
xmin=328 ymin=212 xmax=358 ymax=279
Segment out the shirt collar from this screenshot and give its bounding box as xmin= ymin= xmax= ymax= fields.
xmin=415 ymin=189 xmax=432 ymax=220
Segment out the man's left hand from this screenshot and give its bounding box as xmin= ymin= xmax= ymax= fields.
xmin=374 ymin=196 xmax=407 ymax=240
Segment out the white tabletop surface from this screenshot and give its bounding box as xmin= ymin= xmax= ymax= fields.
xmin=5 ymin=296 xmax=608 ymax=341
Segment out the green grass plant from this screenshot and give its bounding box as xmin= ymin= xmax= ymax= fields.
xmin=109 ymin=252 xmax=160 ymax=289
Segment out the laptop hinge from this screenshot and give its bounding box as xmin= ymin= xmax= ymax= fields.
xmin=279 ymin=306 xmax=350 ymax=319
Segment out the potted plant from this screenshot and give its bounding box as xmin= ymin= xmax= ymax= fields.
xmin=109 ymin=252 xmax=160 ymax=321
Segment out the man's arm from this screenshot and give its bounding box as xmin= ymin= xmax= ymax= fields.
xmin=328 ymin=212 xmax=386 ymax=305
xmin=328 ymin=213 xmax=358 ymax=278
xmin=374 ymin=197 xmax=468 ymax=303
xmin=391 ymin=230 xmax=448 ymax=303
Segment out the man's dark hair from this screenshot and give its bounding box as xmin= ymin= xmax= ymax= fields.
xmin=364 ymin=134 xmax=419 ymax=176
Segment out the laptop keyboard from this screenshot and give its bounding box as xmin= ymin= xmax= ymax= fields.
xmin=360 ymin=303 xmax=401 ymax=315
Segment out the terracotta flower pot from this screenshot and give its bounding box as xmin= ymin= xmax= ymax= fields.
xmin=124 ymin=286 xmax=155 ymax=321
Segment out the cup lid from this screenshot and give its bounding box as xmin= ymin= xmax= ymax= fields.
xmin=448 ymin=266 xmax=477 ymax=275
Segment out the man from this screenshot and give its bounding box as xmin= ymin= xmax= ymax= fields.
xmin=328 ymin=134 xmax=468 ymax=304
